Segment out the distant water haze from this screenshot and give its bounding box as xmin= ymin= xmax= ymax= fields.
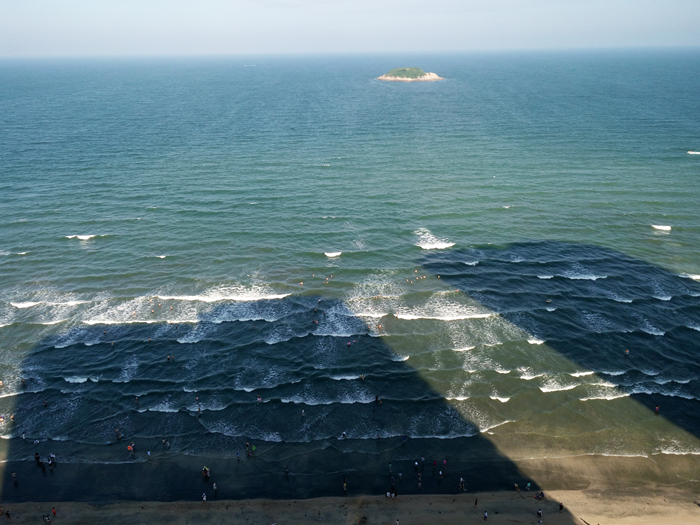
xmin=1 ymin=0 xmax=699 ymax=56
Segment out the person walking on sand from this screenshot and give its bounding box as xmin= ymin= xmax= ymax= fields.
xmin=474 ymin=498 xmax=478 ymax=508
xmin=483 ymin=511 xmax=488 ymax=520
xmin=52 ymin=508 xmax=56 ymax=517
xmin=515 ymin=482 xmax=519 ymax=492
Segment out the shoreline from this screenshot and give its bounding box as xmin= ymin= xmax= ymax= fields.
xmin=1 ymin=488 xmax=698 ymax=524
xmin=1 ymin=451 xmax=699 ymax=502
xmin=377 ymin=72 xmax=443 ymax=82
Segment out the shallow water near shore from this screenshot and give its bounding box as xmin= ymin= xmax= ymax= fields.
xmin=0 ymin=50 xmax=699 ymax=498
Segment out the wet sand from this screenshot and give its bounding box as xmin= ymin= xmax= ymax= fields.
xmin=1 ymin=488 xmax=699 ymax=525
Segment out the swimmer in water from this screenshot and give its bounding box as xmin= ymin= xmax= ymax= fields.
xmin=625 ymin=349 xmax=629 ymax=357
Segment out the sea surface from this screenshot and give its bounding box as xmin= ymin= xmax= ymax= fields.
xmin=0 ymin=50 xmax=699 ymax=496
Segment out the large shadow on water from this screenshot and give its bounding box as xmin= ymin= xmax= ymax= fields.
xmin=422 ymin=240 xmax=700 ymax=441
xmin=1 ymin=292 xmax=576 ymax=523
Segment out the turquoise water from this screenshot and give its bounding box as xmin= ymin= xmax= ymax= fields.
xmin=0 ymin=51 xmax=699 ymax=497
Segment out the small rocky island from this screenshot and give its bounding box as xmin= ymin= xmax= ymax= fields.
xmin=377 ymin=67 xmax=443 ymax=82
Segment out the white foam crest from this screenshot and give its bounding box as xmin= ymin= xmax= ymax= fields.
xmin=445 ymin=396 xmax=470 ymax=401
xmin=65 ymin=234 xmax=106 ymax=240
xmin=153 ymin=255 xmax=167 ymax=259
xmin=489 ymin=396 xmax=510 ymax=402
xmin=679 ymin=273 xmax=700 ymax=281
xmin=329 ymin=374 xmax=360 ymax=381
xmin=527 ymin=338 xmax=545 ymax=345
xmin=653 ymin=295 xmax=672 ymax=301
xmin=396 ymin=312 xmax=493 ymax=321
xmin=454 ymin=346 xmax=475 ymax=352
xmin=394 ymin=293 xmax=494 ymax=322
xmin=502 ymin=205 xmax=511 ymax=209
xmin=600 ymin=370 xmax=626 ymax=376
xmin=688 ymin=325 xmax=700 ymax=332
xmin=640 ymin=325 xmax=665 ymax=336
xmin=519 ymin=372 xmax=545 ymax=380
xmin=545 ymin=307 xmax=557 ymax=311
xmin=16 ymin=252 xmax=28 ymax=255
xmin=11 ymin=302 xmax=40 ymax=309
xmin=539 ymin=382 xmax=578 ymax=393
xmin=689 ymin=151 xmax=700 ymax=154
xmin=569 ymin=371 xmax=594 ymax=377
xmin=537 ymin=275 xmax=553 ymax=280
xmin=462 ymin=261 xmax=479 ymax=266
xmin=494 ymin=369 xmax=511 ymax=374
xmin=579 ymin=392 xmax=630 ymax=402
xmin=325 ymin=252 xmax=342 ymax=258
xmin=11 ymin=300 xmax=88 ymax=309
xmin=413 ymin=228 xmax=455 ymax=250
xmin=611 ymin=296 xmax=633 ymax=303
xmin=560 ymin=272 xmax=607 ymax=281
xmin=651 ymin=225 xmax=671 ymax=231
xmin=63 ymin=376 xmax=88 ymax=383
xmin=158 ymin=284 xmax=290 ymax=303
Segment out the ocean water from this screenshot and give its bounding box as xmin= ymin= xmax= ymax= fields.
xmin=0 ymin=50 xmax=700 ymax=497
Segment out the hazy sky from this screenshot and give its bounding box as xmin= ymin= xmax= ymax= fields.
xmin=1 ymin=0 xmax=698 ymax=57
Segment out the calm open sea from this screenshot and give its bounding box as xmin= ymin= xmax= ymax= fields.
xmin=0 ymin=50 xmax=699 ymax=497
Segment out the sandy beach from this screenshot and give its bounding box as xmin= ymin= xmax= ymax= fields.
xmin=2 ymin=488 xmax=699 ymax=524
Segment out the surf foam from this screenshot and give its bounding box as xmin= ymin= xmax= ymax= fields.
xmin=414 ymin=228 xmax=455 ymax=250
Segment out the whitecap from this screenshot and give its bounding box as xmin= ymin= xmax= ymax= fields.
xmin=64 ymin=376 xmax=88 ymax=383
xmin=579 ymin=392 xmax=630 ymax=402
xmin=413 ymin=228 xmax=455 ymax=250
xmin=539 ymin=383 xmax=578 ymax=393
xmin=158 ymin=284 xmax=290 ymax=303
xmin=560 ymin=273 xmax=607 ymax=281
xmin=330 ymin=375 xmax=359 ymax=381
xmin=495 ymin=369 xmax=511 ymax=375
xmin=537 ymin=275 xmax=553 ymax=280
xmin=520 ymin=373 xmax=544 ymax=380
xmin=689 ymin=151 xmax=700 ymax=154
xmin=651 ymin=225 xmax=671 ymax=231
xmin=454 ymin=346 xmax=475 ymax=352
xmin=16 ymin=252 xmax=28 ymax=255
xmin=652 ymin=295 xmax=672 ymax=301
xmin=462 ymin=261 xmax=479 ymax=266
xmin=545 ymin=307 xmax=557 ymax=311
xmin=680 ymin=274 xmax=700 ymax=281
xmin=502 ymin=206 xmax=511 ymax=209
xmin=10 ymin=302 xmax=40 ymax=309
xmin=527 ymin=338 xmax=545 ymax=345
xmin=325 ymin=252 xmax=342 ymax=258
xmin=65 ymin=234 xmax=105 ymax=240
xmin=641 ymin=326 xmax=665 ymax=336
xmin=396 ymin=313 xmax=493 ymax=321
xmin=569 ymin=371 xmax=594 ymax=377
xmin=445 ymin=396 xmax=470 ymax=401
xmin=489 ymin=396 xmax=510 ymax=403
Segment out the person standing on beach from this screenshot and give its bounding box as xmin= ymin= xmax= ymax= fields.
xmin=213 ymin=483 xmax=218 ymax=497
xmin=483 ymin=511 xmax=487 ymax=520
xmin=474 ymin=498 xmax=478 ymax=508
xmin=202 ymin=493 xmax=206 ymax=501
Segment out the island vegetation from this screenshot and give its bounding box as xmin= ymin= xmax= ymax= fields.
xmin=377 ymin=67 xmax=443 ymax=82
